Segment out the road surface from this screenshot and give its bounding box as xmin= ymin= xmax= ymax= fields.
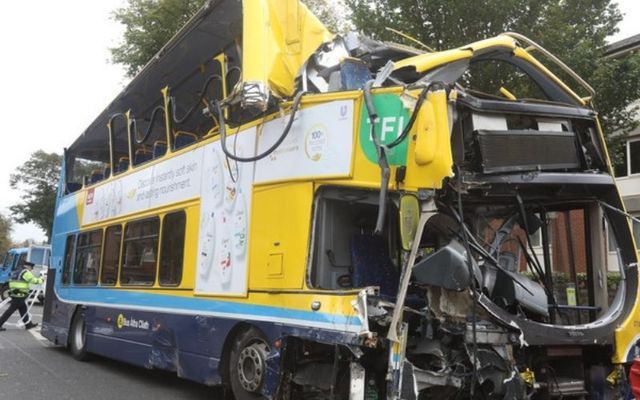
xmin=0 ymin=304 xmax=225 ymax=400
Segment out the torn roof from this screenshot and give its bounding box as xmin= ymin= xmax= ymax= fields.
xmin=68 ymin=0 xmax=332 ymax=161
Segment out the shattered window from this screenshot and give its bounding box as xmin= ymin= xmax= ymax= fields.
xmin=474 ymin=203 xmax=623 ymax=325
xmin=460 ymin=59 xmax=547 ymax=101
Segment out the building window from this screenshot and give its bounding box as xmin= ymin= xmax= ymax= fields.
xmin=100 ymin=225 xmax=122 ymax=286
xmin=634 ymin=219 xmax=640 ymax=247
xmin=630 ymin=141 xmax=640 ymax=175
xmin=159 ymin=211 xmax=186 ymax=286
xmin=62 ymin=235 xmax=76 ymax=284
xmin=121 ymin=217 xmax=159 ymax=286
xmin=614 ymin=144 xmax=628 ymax=177
xmin=74 ymin=230 xmax=103 ymax=285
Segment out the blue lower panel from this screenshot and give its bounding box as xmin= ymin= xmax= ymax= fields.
xmin=45 ymin=296 xmax=362 ymax=393
xmin=87 ymin=332 xmax=222 ymax=385
xmin=88 ymin=334 xmax=153 ymax=369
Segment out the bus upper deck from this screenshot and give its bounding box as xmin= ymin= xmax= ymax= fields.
xmin=43 ymin=1 xmax=640 ymax=399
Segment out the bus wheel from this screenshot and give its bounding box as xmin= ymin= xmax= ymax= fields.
xmin=0 ymin=284 xmax=9 ymax=301
xmin=229 ymin=327 xmax=270 ymax=400
xmin=69 ymin=311 xmax=91 ymax=361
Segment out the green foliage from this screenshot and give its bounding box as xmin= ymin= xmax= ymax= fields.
xmin=302 ymin=0 xmax=352 ymax=33
xmin=110 ymin=0 xmax=205 ymax=78
xmin=345 ymin=0 xmax=640 ymax=158
xmin=0 ymin=214 xmax=12 ymax=256
xmin=9 ymin=151 xmax=62 ymax=242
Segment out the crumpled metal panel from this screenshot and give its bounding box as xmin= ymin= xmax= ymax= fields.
xmin=242 ymin=0 xmax=333 ymax=99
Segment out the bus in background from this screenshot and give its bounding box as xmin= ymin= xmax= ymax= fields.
xmin=0 ymin=244 xmax=50 ymax=300
xmin=42 ymin=0 xmax=640 ymax=399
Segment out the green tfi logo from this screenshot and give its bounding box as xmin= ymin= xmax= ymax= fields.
xmin=359 ymin=94 xmax=410 ymax=166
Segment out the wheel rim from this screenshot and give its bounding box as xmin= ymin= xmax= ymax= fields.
xmin=237 ymin=340 xmax=269 ymax=392
xmin=74 ymin=317 xmax=85 ymax=349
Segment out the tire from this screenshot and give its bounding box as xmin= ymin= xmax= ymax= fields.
xmin=69 ymin=311 xmax=91 ymax=361
xmin=229 ymin=327 xmax=271 ymax=400
xmin=0 ymin=284 xmax=9 ymax=301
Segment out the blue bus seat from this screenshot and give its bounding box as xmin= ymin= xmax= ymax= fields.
xmin=134 ymin=147 xmax=152 ymax=165
xmin=153 ymin=140 xmax=167 ymax=159
xmin=350 ymin=234 xmax=399 ymax=297
xmin=66 ymin=182 xmax=82 ymax=193
xmin=174 ymin=132 xmax=198 ymax=150
xmin=116 ymin=156 xmax=129 ymax=174
xmin=103 ymin=166 xmax=111 ymax=179
xmin=90 ymin=169 xmax=104 ymax=184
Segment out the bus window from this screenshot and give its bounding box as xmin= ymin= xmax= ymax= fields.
xmin=16 ymin=253 xmax=27 ymax=269
xmin=2 ymin=253 xmax=13 ymax=269
xmin=62 ymin=235 xmax=76 ymax=284
xmin=101 ymin=225 xmax=122 ymax=286
xmin=159 ymin=211 xmax=186 ymax=286
xmin=30 ymin=247 xmax=45 ymax=266
xmin=74 ymin=230 xmax=103 ymax=285
xmin=121 ymin=217 xmax=160 ymax=286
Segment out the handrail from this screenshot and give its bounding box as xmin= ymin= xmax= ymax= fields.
xmin=504 ymin=32 xmax=595 ymax=97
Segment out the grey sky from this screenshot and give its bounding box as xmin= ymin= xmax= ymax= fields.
xmin=0 ymin=0 xmax=638 ymax=243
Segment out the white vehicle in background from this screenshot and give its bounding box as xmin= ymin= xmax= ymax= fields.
xmin=0 ymin=244 xmax=50 ymax=301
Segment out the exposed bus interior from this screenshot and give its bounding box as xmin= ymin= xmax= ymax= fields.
xmin=309 ymin=187 xmax=400 ymax=294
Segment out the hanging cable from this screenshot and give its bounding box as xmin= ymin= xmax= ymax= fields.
xmin=212 ymin=90 xmax=306 ymax=163
xmin=515 ymin=194 xmax=559 ymax=319
xmin=130 ymin=105 xmax=166 ymax=145
xmin=363 ymin=80 xmax=390 ymax=235
xmin=170 ymin=74 xmax=222 ymax=124
xmin=386 ymin=83 xmax=434 ymax=149
xmin=453 ymin=166 xmax=478 ymax=397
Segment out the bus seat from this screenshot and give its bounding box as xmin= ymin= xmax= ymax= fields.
xmin=66 ymin=182 xmax=82 ymax=194
xmin=134 ymin=147 xmax=152 ymax=165
xmin=103 ymin=166 xmax=111 ymax=179
xmin=153 ymin=140 xmax=167 ymax=159
xmin=116 ymin=157 xmax=129 ymax=174
xmin=350 ymin=234 xmax=399 ymax=297
xmin=174 ymin=132 xmax=198 ymax=150
xmin=90 ymin=169 xmax=104 ymax=184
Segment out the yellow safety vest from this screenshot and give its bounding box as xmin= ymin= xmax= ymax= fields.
xmin=8 ymin=269 xmax=43 ymax=298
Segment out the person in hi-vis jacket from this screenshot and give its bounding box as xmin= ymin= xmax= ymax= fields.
xmin=0 ymin=261 xmax=42 ymax=331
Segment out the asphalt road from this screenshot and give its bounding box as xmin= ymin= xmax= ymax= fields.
xmin=0 ymin=304 xmax=225 ymax=400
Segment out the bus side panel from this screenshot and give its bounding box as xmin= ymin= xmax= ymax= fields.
xmin=82 ymin=303 xmax=359 ymax=389
xmin=85 ymin=305 xmax=279 ymax=386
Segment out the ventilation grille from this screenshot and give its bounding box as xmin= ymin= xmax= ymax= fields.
xmin=476 ymin=130 xmax=580 ymax=174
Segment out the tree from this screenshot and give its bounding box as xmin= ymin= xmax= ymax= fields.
xmin=110 ymin=0 xmax=348 ymax=77
xmin=303 ymin=0 xmax=352 ymax=33
xmin=344 ymin=0 xmax=640 ymax=162
xmin=111 ymin=0 xmax=205 ymax=78
xmin=0 ymin=214 xmax=12 ymax=256
xmin=9 ymin=151 xmax=62 ymax=242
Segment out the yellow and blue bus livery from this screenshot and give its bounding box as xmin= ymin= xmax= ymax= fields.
xmin=43 ymin=1 xmax=640 ymax=399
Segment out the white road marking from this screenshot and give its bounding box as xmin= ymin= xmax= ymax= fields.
xmin=27 ymin=328 xmax=49 ymax=344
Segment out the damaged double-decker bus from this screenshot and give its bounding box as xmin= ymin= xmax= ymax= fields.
xmin=42 ymin=0 xmax=640 ymax=398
